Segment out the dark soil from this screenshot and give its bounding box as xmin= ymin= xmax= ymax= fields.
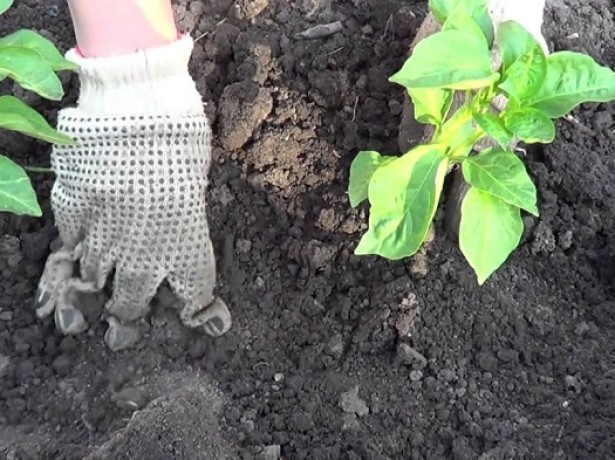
xmin=2 ymin=0 xmax=615 ymax=458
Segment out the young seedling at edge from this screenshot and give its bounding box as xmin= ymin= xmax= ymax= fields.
xmin=0 ymin=0 xmax=77 ymax=217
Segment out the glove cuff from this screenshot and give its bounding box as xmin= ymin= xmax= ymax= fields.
xmin=65 ymin=34 xmax=203 ymax=117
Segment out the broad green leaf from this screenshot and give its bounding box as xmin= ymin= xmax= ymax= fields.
xmin=504 ymin=107 xmax=555 ymax=144
xmin=429 ymin=0 xmax=485 ymax=23
xmin=470 ymin=6 xmax=494 ymax=46
xmin=0 ymin=30 xmax=78 ymax=71
xmin=459 ymin=187 xmax=523 ymax=284
xmin=499 ymin=44 xmax=547 ymax=101
xmin=0 ymin=0 xmax=13 ymax=15
xmin=462 ymin=147 xmax=538 ymax=215
xmin=348 ymin=151 xmax=396 ymax=208
xmin=428 ymin=0 xmax=493 ymax=44
xmin=496 ymin=20 xmax=542 ymax=70
xmin=440 ymin=8 xmax=494 ymax=46
xmin=473 ymin=111 xmax=513 ymax=149
xmin=528 ymin=51 xmax=615 ymax=118
xmin=355 ymin=145 xmax=448 ymax=259
xmin=0 ymin=154 xmax=41 ymax=216
xmin=408 ymin=87 xmax=453 ymax=126
xmin=389 ymin=27 xmax=498 ymax=90
xmin=0 ymin=96 xmax=75 ymax=144
xmin=0 ymin=46 xmax=63 ymax=100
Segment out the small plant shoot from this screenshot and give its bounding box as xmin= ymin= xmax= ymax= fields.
xmin=0 ymin=0 xmax=76 ymax=217
xmin=348 ymin=0 xmax=615 ymax=284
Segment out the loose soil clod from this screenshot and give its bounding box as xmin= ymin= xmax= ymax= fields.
xmin=295 ymin=21 xmax=343 ymax=39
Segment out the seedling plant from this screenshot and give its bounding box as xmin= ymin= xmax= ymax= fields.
xmin=0 ymin=0 xmax=76 ymax=217
xmin=348 ymin=0 xmax=615 ymax=284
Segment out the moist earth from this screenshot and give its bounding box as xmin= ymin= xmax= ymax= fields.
xmin=1 ymin=0 xmax=615 ymax=459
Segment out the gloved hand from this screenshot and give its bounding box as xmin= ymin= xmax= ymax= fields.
xmin=34 ymin=35 xmax=232 ymax=350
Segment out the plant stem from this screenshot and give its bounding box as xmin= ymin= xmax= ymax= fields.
xmin=431 ymin=106 xmax=483 ymax=159
xmin=25 ymin=166 xmax=54 ymax=174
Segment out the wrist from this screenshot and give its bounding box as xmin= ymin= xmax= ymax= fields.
xmin=65 ymin=35 xmax=203 ymax=117
xmin=67 ymin=0 xmax=178 ymax=58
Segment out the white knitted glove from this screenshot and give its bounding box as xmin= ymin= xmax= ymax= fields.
xmin=34 ymin=36 xmax=231 ymax=350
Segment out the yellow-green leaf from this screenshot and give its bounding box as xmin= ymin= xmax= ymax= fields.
xmin=462 ymin=147 xmax=538 ymax=216
xmin=407 ymin=87 xmax=453 ymax=126
xmin=504 ymin=107 xmax=555 ymax=144
xmin=459 ymin=187 xmax=523 ymax=284
xmin=0 ymin=30 xmax=78 ymax=71
xmin=496 ymin=20 xmax=542 ymax=70
xmin=389 ymin=25 xmax=498 ymax=91
xmin=528 ymin=51 xmax=615 ymax=118
xmin=0 ymin=0 xmax=13 ymax=15
xmin=499 ymin=44 xmax=547 ymax=101
xmin=355 ymin=145 xmax=448 ymax=259
xmin=0 ymin=46 xmax=63 ymax=100
xmin=473 ymin=111 xmax=513 ymax=149
xmin=0 ymin=154 xmax=41 ymax=216
xmin=429 ymin=0 xmax=493 ymax=45
xmin=348 ymin=151 xmax=396 ymax=208
xmin=0 ymin=95 xmax=75 ymax=144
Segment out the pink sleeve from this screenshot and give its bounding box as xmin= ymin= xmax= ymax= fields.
xmin=67 ymin=0 xmax=180 ymax=58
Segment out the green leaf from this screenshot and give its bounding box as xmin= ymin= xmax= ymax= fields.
xmin=0 ymin=30 xmax=78 ymax=71
xmin=436 ymin=108 xmax=476 ymax=158
xmin=0 ymin=46 xmax=63 ymax=100
xmin=462 ymin=147 xmax=538 ymax=216
xmin=0 ymin=154 xmax=41 ymax=216
xmin=473 ymin=111 xmax=513 ymax=149
xmin=355 ymin=145 xmax=448 ymax=259
xmin=496 ymin=20 xmax=542 ymax=70
xmin=429 ymin=0 xmax=483 ymax=22
xmin=528 ymin=51 xmax=615 ymax=118
xmin=428 ymin=0 xmax=493 ymax=44
xmin=408 ymin=87 xmax=453 ymax=126
xmin=468 ymin=6 xmax=493 ymax=46
xmin=0 ymin=95 xmax=75 ymax=144
xmin=389 ymin=26 xmax=498 ymax=90
xmin=0 ymin=0 xmax=13 ymax=15
xmin=348 ymin=151 xmax=396 ymax=208
xmin=499 ymin=44 xmax=547 ymax=101
xmin=459 ymin=187 xmax=524 ymax=284
xmin=504 ymin=107 xmax=555 ymax=144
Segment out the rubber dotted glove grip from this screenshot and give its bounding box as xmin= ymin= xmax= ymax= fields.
xmin=36 ymin=36 xmax=231 ymax=348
